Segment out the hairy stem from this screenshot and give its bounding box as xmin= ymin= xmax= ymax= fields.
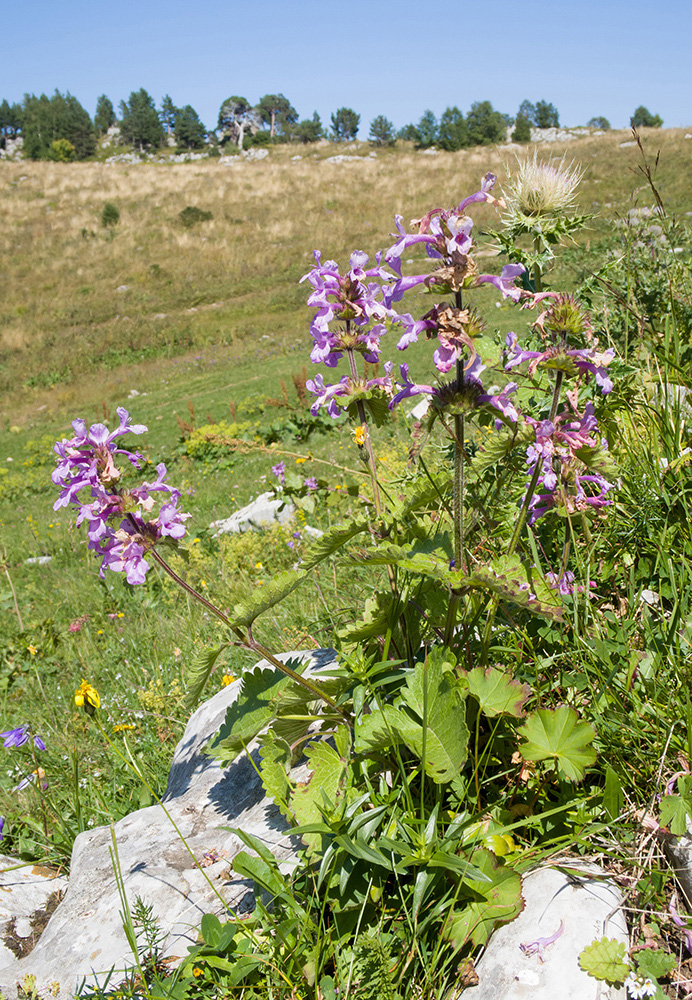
xmin=147 ymin=545 xmax=345 ymax=715
xmin=444 ymin=290 xmax=467 ymax=646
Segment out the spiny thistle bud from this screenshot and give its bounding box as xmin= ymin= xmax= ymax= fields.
xmin=504 ymin=152 xmax=583 ymax=219
xmin=536 ymin=294 xmax=592 ymax=344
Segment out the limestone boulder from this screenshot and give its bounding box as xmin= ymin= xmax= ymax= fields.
xmin=0 ymin=649 xmax=337 ymax=999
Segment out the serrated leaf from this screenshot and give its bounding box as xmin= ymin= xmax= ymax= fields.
xmin=301 ymin=521 xmax=369 ymax=571
xmin=659 ymin=794 xmax=690 ymax=836
xmin=258 ymin=733 xmax=294 ymax=818
xmin=578 ymin=937 xmax=630 ymax=984
xmin=207 ymin=666 xmax=293 ymax=763
xmin=636 ymin=947 xmax=676 ymax=980
xmin=472 ymin=423 xmax=533 ymax=475
xmin=465 ymin=554 xmax=563 ymax=619
xmin=231 ymin=568 xmax=308 ymax=628
xmin=184 ymin=643 xmax=229 ymax=710
xmin=292 ymin=741 xmax=350 ymax=852
xmin=465 ymin=666 xmax=531 ymax=718
xmin=444 ymin=849 xmax=523 ymax=949
xmin=519 ymin=705 xmax=597 ymax=781
xmin=355 ymin=657 xmax=469 ymax=783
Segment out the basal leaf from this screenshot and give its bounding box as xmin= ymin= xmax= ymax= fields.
xmin=444 ymin=849 xmax=523 ymax=949
xmin=659 ymin=794 xmax=689 ymax=836
xmin=231 ymin=568 xmax=308 ymax=628
xmin=519 ymin=705 xmax=597 ymax=781
xmin=397 ymin=658 xmax=469 ymax=783
xmin=578 ymin=937 xmax=630 ymax=984
xmin=184 ymin=643 xmax=229 ymax=710
xmin=464 ymin=666 xmax=531 ymax=718
xmin=258 ymin=733 xmax=294 ymax=819
xmin=292 ymin=741 xmax=350 ymax=852
xmin=636 ymin=948 xmax=676 ymax=980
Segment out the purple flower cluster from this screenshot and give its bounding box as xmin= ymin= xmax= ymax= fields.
xmin=525 ymin=403 xmax=614 ymax=524
xmin=301 ymin=250 xmax=394 ymax=367
xmin=52 ymin=408 xmax=189 ymax=584
xmin=505 ymin=331 xmax=615 ymax=395
xmin=389 ymin=357 xmax=519 ymax=428
xmin=0 ymin=725 xmax=46 ymax=750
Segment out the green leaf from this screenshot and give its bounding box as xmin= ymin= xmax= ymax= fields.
xmin=184 ymin=644 xmax=229 ymax=710
xmin=207 ymin=665 xmax=293 ymax=763
xmin=258 ymin=733 xmax=294 ymax=818
xmin=200 ymin=912 xmax=222 ymax=948
xmin=465 ymin=554 xmax=563 ymax=619
xmin=231 ymin=568 xmax=308 ymax=628
xmin=578 ymin=937 xmax=630 ymax=984
xmin=232 ymin=850 xmax=287 ymax=898
xmin=464 ymin=666 xmax=531 ymax=718
xmin=603 ymin=765 xmax=624 ymax=821
xmin=659 ymin=794 xmax=689 ymax=836
xmin=519 ymin=706 xmax=597 ymax=781
xmin=301 ymin=520 xmax=369 ymax=571
xmin=444 ymin=849 xmax=523 ymax=949
xmin=355 ymin=656 xmax=469 ymax=784
xmin=635 ymin=948 xmax=676 ymax=980
xmin=292 ymin=741 xmax=350 ymax=852
xmin=472 ymin=423 xmax=533 ymax=475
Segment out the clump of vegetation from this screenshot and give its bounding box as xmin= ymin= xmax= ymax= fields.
xmin=178 ymin=205 xmax=213 ymax=228
xmin=101 ymin=202 xmax=120 ymax=228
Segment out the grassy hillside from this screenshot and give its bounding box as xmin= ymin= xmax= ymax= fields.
xmin=2 ymin=127 xmax=691 ymax=424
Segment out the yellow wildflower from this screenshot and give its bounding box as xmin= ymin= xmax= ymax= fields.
xmin=295 ymin=457 xmax=307 ymax=465
xmin=353 ymin=424 xmax=367 ymax=446
xmin=28 ymin=644 xmax=37 ymax=656
xmin=192 ymin=966 xmax=204 ymax=978
xmin=221 ymin=673 xmax=235 ymax=687
xmin=112 ymin=724 xmax=136 ymax=733
xmin=75 ymin=679 xmax=100 ymax=716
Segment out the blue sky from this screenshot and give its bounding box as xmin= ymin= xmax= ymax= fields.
xmin=2 ymin=0 xmax=690 ymax=134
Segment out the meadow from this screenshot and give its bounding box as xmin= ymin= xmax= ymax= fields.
xmin=2 ymin=127 xmax=692 ymax=997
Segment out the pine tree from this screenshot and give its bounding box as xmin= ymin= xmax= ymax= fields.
xmin=369 ymin=115 xmax=395 ymax=146
xmin=174 ymin=105 xmax=206 ymax=149
xmin=330 ymin=107 xmax=360 ymax=141
xmin=438 ymin=107 xmax=468 ymax=151
xmin=94 ymin=95 xmax=115 ymax=135
xmin=119 ymin=89 xmax=164 ymax=151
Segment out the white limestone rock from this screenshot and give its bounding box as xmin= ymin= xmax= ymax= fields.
xmin=209 ymin=492 xmax=295 ymax=535
xmin=0 ymin=857 xmax=67 ymax=968
xmin=0 ymin=649 xmax=337 ymax=998
xmin=468 ymin=864 xmax=628 ymax=999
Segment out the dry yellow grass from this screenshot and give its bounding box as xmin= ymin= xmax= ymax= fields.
xmin=1 ymin=128 xmax=690 ymax=415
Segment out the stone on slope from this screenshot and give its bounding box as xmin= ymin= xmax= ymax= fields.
xmin=468 ymin=863 xmax=628 ymax=999
xmin=0 ymin=857 xmax=68 ymax=968
xmin=0 ymin=648 xmax=337 ymax=999
xmin=209 ymin=492 xmax=295 ymax=535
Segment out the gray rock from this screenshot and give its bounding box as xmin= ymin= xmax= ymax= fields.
xmin=0 ymin=857 xmax=68 ymax=968
xmin=469 ymin=864 xmax=628 ymax=999
xmin=0 ymin=649 xmax=338 ymax=998
xmin=210 ymin=492 xmax=295 ymax=535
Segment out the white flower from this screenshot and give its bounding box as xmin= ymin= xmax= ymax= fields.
xmin=625 ymin=971 xmax=657 ymax=998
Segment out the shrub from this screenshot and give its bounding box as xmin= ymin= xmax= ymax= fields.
xmin=178 ymin=206 xmax=213 ymax=228
xmin=100 ymin=202 xmax=120 ymax=228
xmin=48 ymin=138 xmax=75 ymax=162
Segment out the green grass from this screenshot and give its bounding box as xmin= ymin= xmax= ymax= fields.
xmin=1 ymin=129 xmax=692 ymax=997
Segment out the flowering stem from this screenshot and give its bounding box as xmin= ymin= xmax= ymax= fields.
xmin=480 ymin=370 xmax=564 ymax=662
xmin=346 ymin=347 xmax=383 ymax=517
xmin=444 ymin=291 xmax=467 ymax=647
xmin=533 ymin=235 xmax=543 ymax=293
xmin=147 ymin=545 xmax=346 ymax=716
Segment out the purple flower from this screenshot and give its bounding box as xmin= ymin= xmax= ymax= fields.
xmin=0 ymin=725 xmax=30 ymax=748
xmin=304 ymin=477 xmax=318 ymax=492
xmin=524 ymin=403 xmax=615 ymax=524
xmin=0 ymin=817 xmax=4 ymax=840
xmin=475 ymin=264 xmax=526 ymax=302
xmin=306 ymin=366 xmax=393 ymax=418
xmin=389 ymin=360 xmax=518 ymax=426
xmin=505 ymin=332 xmax=615 ymax=394
xmin=272 ymin=461 xmax=286 ymax=485
xmin=52 ymin=408 xmax=147 ymax=510
xmin=301 ymin=250 xmax=395 ymax=367
xmin=34 ymin=735 xmax=46 ymax=751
